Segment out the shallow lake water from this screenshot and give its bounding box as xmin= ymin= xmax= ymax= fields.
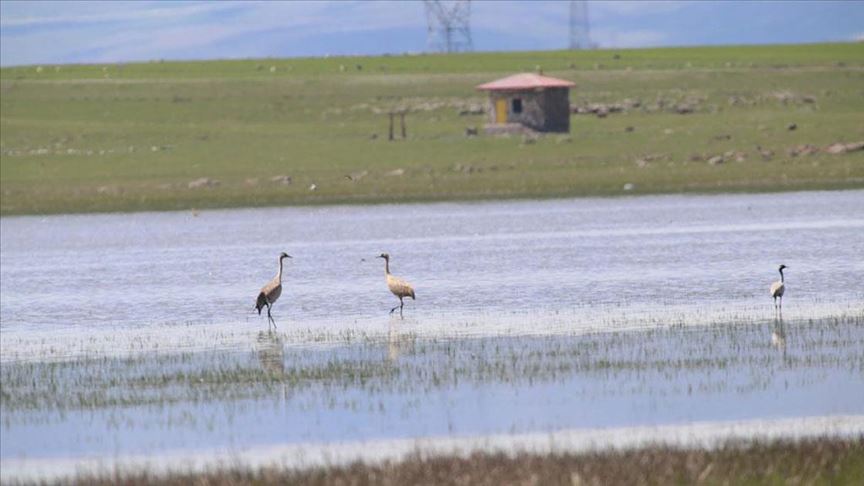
xmin=1 ymin=190 xmax=863 ymax=480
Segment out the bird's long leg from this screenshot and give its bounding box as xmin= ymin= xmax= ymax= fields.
xmin=267 ymin=303 xmax=277 ymax=329
xmin=399 ymin=297 xmax=404 ymax=318
xmin=389 ymin=297 xmax=403 ymax=315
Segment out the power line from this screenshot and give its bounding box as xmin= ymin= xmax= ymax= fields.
xmin=569 ymin=0 xmax=592 ymax=50
xmin=424 ymin=0 xmax=473 ymax=53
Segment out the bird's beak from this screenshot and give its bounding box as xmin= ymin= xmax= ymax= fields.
xmin=285 ymin=254 xmax=292 ymax=259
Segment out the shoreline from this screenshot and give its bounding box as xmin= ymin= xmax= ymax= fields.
xmin=2 ymin=184 xmax=863 ymax=218
xmin=3 ymin=415 xmax=862 ymax=484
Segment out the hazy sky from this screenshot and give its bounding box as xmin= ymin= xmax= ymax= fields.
xmin=1 ymin=0 xmax=862 ymax=66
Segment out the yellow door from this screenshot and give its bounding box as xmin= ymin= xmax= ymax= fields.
xmin=495 ymin=99 xmax=507 ymax=123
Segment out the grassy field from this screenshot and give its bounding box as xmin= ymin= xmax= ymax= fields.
xmin=1 ymin=43 xmax=863 ymax=215
xmin=66 ymin=438 xmax=864 ymax=486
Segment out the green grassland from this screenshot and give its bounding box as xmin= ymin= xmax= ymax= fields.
xmin=1 ymin=43 xmax=863 ymax=215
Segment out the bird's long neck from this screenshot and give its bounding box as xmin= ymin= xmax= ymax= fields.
xmin=779 ymin=268 xmax=784 ymax=283
xmin=383 ymin=258 xmax=390 ymax=275
xmin=276 ymin=257 xmax=284 ymax=282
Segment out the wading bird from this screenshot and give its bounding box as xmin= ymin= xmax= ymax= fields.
xmin=770 ymin=264 xmax=787 ymax=313
xmin=378 ymin=253 xmax=415 ymax=316
xmin=255 ymin=252 xmax=291 ymax=328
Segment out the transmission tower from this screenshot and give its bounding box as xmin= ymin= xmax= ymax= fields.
xmin=569 ymin=0 xmax=592 ymax=50
xmin=424 ymin=0 xmax=473 ymax=53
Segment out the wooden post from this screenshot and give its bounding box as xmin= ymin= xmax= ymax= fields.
xmin=388 ymin=112 xmax=394 ymax=141
xmin=400 ymin=113 xmax=406 ymax=139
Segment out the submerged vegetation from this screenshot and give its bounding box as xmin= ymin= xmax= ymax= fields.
xmin=1 ymin=43 xmax=863 ymax=214
xmin=3 ymin=315 xmax=862 ymax=418
xmin=6 ymin=313 xmax=861 ymax=483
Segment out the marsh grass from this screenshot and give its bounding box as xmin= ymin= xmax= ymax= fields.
xmin=3 ymin=315 xmax=861 ymax=414
xmin=2 ymin=316 xmax=862 ymax=483
xmin=59 ymin=437 xmax=864 ymax=486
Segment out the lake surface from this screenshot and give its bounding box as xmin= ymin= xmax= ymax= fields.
xmin=1 ymin=191 xmax=863 ymax=480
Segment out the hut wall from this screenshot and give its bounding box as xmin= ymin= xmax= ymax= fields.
xmin=486 ymin=88 xmax=570 ymax=133
xmin=487 ymin=90 xmax=543 ymax=130
xmin=539 ymin=88 xmax=571 ymax=133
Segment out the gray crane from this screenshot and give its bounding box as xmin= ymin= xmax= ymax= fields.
xmin=255 ymin=252 xmax=291 ymax=328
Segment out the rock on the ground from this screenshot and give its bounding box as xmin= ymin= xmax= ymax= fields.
xmin=346 ymin=170 xmax=368 ymax=182
xmin=188 ymin=177 xmax=219 ymax=189
xmin=788 ymin=144 xmax=819 ymax=157
xmin=270 ymin=175 xmax=292 ymax=185
xmin=825 ymin=141 xmax=864 ymax=154
xmin=675 ymin=104 xmax=694 ymax=114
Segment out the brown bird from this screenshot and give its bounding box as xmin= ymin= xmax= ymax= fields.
xmin=255 ymin=252 xmax=291 ymax=328
xmin=770 ymin=264 xmax=787 ymax=313
xmin=378 ymin=253 xmax=415 ymax=316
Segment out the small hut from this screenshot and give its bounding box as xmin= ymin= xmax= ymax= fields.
xmin=476 ymin=73 xmax=575 ymax=134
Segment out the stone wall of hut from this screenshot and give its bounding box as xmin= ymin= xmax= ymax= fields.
xmin=486 ymin=87 xmax=570 ymax=133
xmin=538 ymin=88 xmax=570 ymax=133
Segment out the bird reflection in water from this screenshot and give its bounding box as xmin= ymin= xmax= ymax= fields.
xmin=387 ymin=319 xmax=415 ymax=363
xmin=256 ymin=330 xmax=285 ymax=376
xmin=771 ymin=316 xmax=787 ymax=362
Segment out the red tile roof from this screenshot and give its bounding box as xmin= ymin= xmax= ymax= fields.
xmin=476 ymin=73 xmax=575 ymax=91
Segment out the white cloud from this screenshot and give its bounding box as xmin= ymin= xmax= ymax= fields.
xmin=0 ymin=1 xmax=428 ymax=65
xmin=2 ymin=1 xmax=861 ymax=66
xmin=0 ymin=1 xmax=235 ymax=28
